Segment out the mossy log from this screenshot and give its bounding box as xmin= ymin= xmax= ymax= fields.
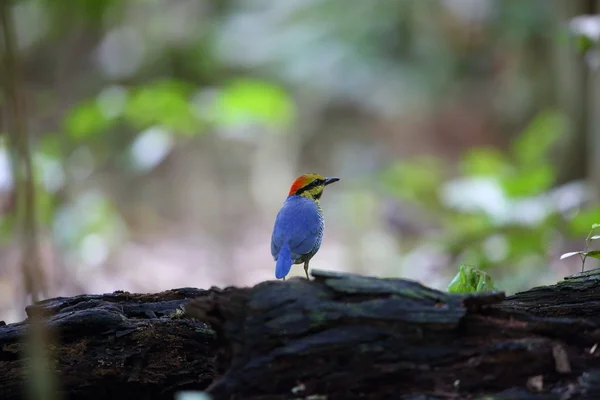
xmin=2 ymin=270 xmax=600 ymax=400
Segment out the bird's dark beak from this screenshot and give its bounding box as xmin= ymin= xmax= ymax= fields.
xmin=324 ymin=177 xmax=340 ymax=186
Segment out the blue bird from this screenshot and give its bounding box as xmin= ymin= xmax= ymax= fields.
xmin=271 ymin=173 xmax=340 ymax=280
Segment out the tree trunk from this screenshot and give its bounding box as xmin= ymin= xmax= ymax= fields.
xmin=3 ymin=269 xmax=600 ymax=399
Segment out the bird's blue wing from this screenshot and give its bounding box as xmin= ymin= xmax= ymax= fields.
xmin=270 ymin=228 xmax=281 ymax=259
xmin=287 ymin=205 xmax=321 ymax=255
xmin=271 ymin=198 xmax=321 ymax=260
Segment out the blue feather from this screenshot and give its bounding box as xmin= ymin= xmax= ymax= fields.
xmin=275 ymin=244 xmax=293 ymax=279
xmin=271 ymin=196 xmax=323 ymax=279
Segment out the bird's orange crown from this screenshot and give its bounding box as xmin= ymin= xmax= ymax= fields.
xmin=288 ymin=173 xmax=326 ymax=196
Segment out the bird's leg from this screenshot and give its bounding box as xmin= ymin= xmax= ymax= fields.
xmin=304 ymin=260 xmax=310 ymax=279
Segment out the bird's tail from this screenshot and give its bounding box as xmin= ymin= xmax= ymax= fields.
xmin=275 ymin=244 xmax=293 ymax=279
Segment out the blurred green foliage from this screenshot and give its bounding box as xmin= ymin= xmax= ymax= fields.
xmin=125 ymin=80 xmax=200 ymax=135
xmin=2 ymin=0 xmax=599 ymax=300
xmin=65 ymin=79 xmax=203 ymax=139
xmin=40 ymin=71 xmax=294 ymax=260
xmin=460 ymin=111 xmax=565 ymax=197
xmin=210 ymin=79 xmax=295 ymax=131
xmin=64 ymin=78 xmax=294 ymax=140
xmin=65 ymin=100 xmax=115 ymax=141
xmin=382 ymin=110 xmax=600 ymax=286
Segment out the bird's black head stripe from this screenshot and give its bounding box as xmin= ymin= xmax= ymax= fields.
xmin=294 ymin=178 xmax=325 ymax=195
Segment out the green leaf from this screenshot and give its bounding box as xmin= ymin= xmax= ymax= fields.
xmin=447 ymin=264 xmax=496 ymax=293
xmin=576 ymin=34 xmax=596 ymax=54
xmin=125 ymin=80 xmax=201 ymax=136
xmin=211 ymin=79 xmax=294 ymax=130
xmin=476 ymin=273 xmax=494 ymax=292
xmin=584 ymin=250 xmax=600 ymax=260
xmin=500 ymin=164 xmax=555 ymax=197
xmin=64 ymin=100 xmax=113 ymax=140
xmin=460 ymin=148 xmax=511 ymax=177
xmin=511 ymin=111 xmax=567 ymax=168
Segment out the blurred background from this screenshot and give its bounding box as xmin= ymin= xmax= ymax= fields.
xmin=1 ymin=0 xmax=600 ymax=323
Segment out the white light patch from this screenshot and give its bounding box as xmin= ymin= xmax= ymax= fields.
xmin=0 ymin=148 xmax=13 ymax=191
xmin=570 ymin=15 xmax=600 ymax=41
xmin=130 ymin=127 xmax=174 ymax=171
xmin=174 ymin=392 xmax=212 ymax=400
xmin=482 ymin=234 xmax=508 ymax=263
xmin=96 ymin=26 xmax=146 ymax=79
xmin=441 ymin=177 xmax=508 ymax=222
xmin=80 ymin=234 xmax=109 ymax=268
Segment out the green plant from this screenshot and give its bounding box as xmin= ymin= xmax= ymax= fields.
xmin=447 ymin=264 xmax=496 ymax=293
xmin=560 ymin=224 xmax=600 ymax=272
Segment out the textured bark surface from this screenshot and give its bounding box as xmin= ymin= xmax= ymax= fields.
xmin=2 ymin=269 xmax=600 ymax=400
xmin=186 ymin=269 xmax=600 ymax=400
xmin=0 ymin=288 xmax=217 ymax=400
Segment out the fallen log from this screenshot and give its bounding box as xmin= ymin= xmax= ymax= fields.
xmin=0 ymin=288 xmax=218 ymax=400
xmin=2 ymin=269 xmax=600 ymax=399
xmin=187 ymin=269 xmax=600 ymax=400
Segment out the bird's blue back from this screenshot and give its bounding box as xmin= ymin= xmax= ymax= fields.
xmin=271 ymin=196 xmax=324 ymax=268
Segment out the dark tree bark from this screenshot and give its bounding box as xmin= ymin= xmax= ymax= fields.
xmin=3 ymin=269 xmax=600 ymax=400
xmin=188 ymin=269 xmax=600 ymax=400
xmin=0 ymin=288 xmax=217 ymax=400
